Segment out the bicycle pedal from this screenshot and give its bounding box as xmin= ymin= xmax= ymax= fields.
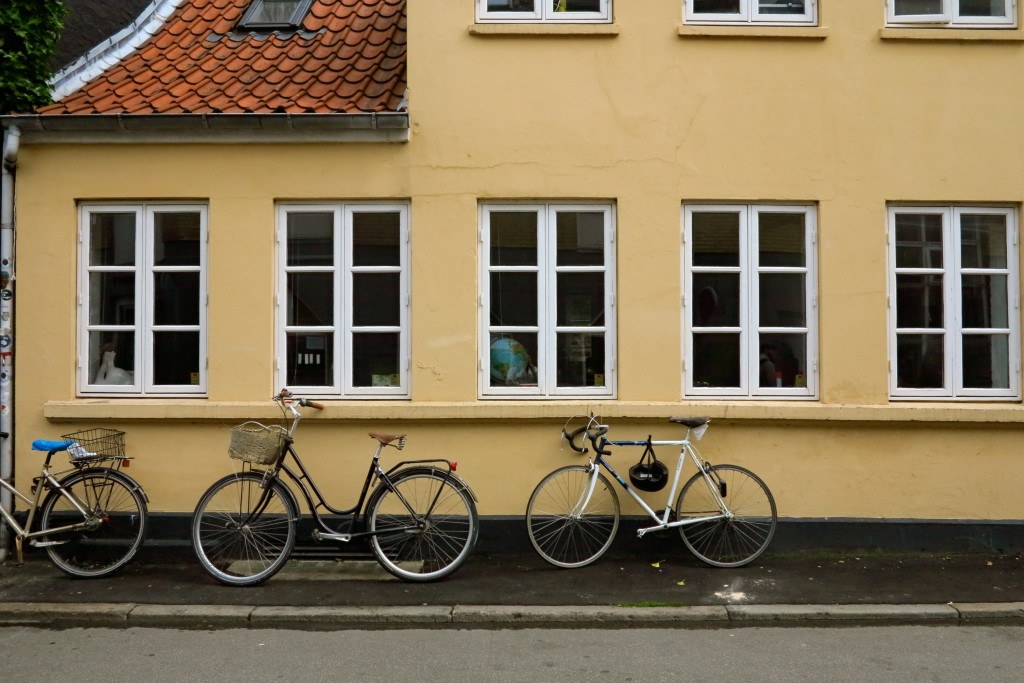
xmin=29 ymin=539 xmax=68 ymax=548
xmin=312 ymin=530 xmax=352 ymax=543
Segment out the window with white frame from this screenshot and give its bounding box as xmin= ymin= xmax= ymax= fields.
xmin=277 ymin=203 xmax=409 ymax=397
xmin=683 ymin=204 xmax=817 ymax=398
xmin=78 ymin=204 xmax=207 ymax=395
xmin=888 ymin=206 xmax=1019 ymax=399
xmin=477 ymin=0 xmax=612 ymax=23
xmin=886 ymin=0 xmax=1015 ymax=26
xmin=685 ymin=0 xmax=818 ymax=24
xmin=481 ymin=203 xmax=615 ymax=397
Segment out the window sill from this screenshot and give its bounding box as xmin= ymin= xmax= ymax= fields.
xmin=678 ymin=24 xmax=828 ymax=40
xmin=879 ymin=27 xmax=1024 ymax=42
xmin=469 ymin=23 xmax=619 ymax=37
xmin=42 ymin=399 xmax=1024 ymax=424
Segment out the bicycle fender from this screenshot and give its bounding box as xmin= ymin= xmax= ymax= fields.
xmin=389 ymin=465 xmax=479 ymax=503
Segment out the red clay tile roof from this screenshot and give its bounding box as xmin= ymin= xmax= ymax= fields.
xmin=39 ymin=0 xmax=406 ymax=115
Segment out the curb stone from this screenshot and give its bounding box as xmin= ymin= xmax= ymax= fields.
xmin=249 ymin=605 xmax=452 ymax=626
xmin=0 ymin=602 xmax=130 ymax=626
xmin=726 ymin=604 xmax=959 ymax=622
xmin=950 ymin=602 xmax=1024 ymax=620
xmin=451 ymin=605 xmax=729 ymax=625
xmin=129 ymin=604 xmax=255 ymax=627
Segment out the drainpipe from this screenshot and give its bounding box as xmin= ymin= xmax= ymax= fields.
xmin=0 ymin=126 xmax=19 ymax=561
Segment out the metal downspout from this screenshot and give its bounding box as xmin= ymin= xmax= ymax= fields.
xmin=0 ymin=126 xmax=19 ymax=562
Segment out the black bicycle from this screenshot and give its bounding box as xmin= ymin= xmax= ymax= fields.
xmin=190 ymin=389 xmax=479 ymax=586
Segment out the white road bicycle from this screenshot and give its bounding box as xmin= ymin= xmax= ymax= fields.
xmin=526 ymin=416 xmax=777 ymax=568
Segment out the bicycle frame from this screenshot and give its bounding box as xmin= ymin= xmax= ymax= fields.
xmin=0 ymin=451 xmax=101 ymax=563
xmin=582 ymin=426 xmax=733 ymax=538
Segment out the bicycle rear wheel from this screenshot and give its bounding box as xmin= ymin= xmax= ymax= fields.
xmin=675 ymin=464 xmax=777 ymax=567
xmin=191 ymin=472 xmax=298 ymax=587
xmin=366 ymin=469 xmax=479 ymax=582
xmin=526 ymin=465 xmax=619 ymax=568
xmin=39 ymin=468 xmax=148 ymax=578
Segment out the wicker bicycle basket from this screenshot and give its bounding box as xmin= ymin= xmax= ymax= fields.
xmin=228 ymin=421 xmax=289 ymax=466
xmin=61 ymin=428 xmax=126 ymax=461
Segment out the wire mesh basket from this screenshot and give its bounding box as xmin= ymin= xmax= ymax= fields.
xmin=61 ymin=428 xmax=126 ymax=461
xmin=228 ymin=421 xmax=289 ymax=466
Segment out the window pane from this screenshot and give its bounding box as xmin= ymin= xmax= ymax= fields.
xmin=490 ymin=272 xmax=537 ymax=326
xmin=153 ymin=331 xmax=200 ymax=385
xmin=557 ymin=332 xmax=605 ymax=387
xmin=759 ymin=273 xmax=805 ymax=327
xmin=693 ymin=0 xmax=740 ymax=12
xmin=352 ymin=333 xmax=400 ymax=387
xmin=759 ymin=213 xmax=805 ymax=267
xmin=556 ymin=212 xmax=604 ymax=266
xmin=153 ymin=212 xmax=200 ymax=266
xmin=557 ymin=272 xmax=604 ymax=326
xmin=758 ymin=334 xmax=807 ymax=388
xmin=248 ymin=0 xmax=303 ymax=23
xmin=353 ymin=212 xmax=400 ymax=267
xmin=896 ymin=334 xmax=944 ymax=388
xmin=154 ymin=272 xmax=200 ymax=325
xmin=490 ymin=212 xmax=537 ymax=266
xmin=488 ymin=0 xmax=536 ymax=11
xmin=89 ymin=332 xmax=134 ymax=385
xmin=691 ymin=333 xmax=740 ymax=388
xmin=89 ymin=213 xmax=135 ymax=266
xmin=896 ymin=274 xmax=943 ymax=329
xmin=353 ymin=273 xmax=400 ymax=327
xmin=962 ymin=335 xmax=1010 ymax=389
xmin=553 ymin=0 xmax=601 ymax=10
xmin=489 ymin=334 xmax=538 ymax=386
xmin=893 ymin=0 xmax=942 ymax=15
xmin=89 ymin=273 xmax=135 ymax=325
xmin=287 ymin=212 xmax=333 ymax=267
xmin=759 ymin=0 xmax=806 ymax=14
xmin=961 ymin=214 xmax=1007 ymax=269
xmin=895 ymin=214 xmax=943 ymax=269
xmin=692 ymin=273 xmax=739 ymax=327
xmin=287 ymin=332 xmax=333 ymax=386
xmin=692 ymin=212 xmax=740 ymax=267
xmin=287 ymin=273 xmax=333 ymax=326
xmin=962 ymin=274 xmax=1008 ymax=328
xmin=960 ymin=0 xmax=1007 ymax=17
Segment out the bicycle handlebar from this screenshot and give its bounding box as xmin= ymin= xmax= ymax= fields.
xmin=563 ymin=423 xmax=610 ymax=456
xmin=274 ymin=389 xmax=324 ymax=411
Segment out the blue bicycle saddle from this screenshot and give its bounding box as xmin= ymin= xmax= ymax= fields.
xmin=32 ymin=439 xmax=72 ymax=452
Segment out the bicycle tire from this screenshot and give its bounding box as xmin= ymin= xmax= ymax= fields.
xmin=191 ymin=472 xmax=298 ymax=587
xmin=366 ymin=469 xmax=479 ymax=582
xmin=675 ymin=464 xmax=777 ymax=568
xmin=526 ymin=464 xmax=620 ymax=568
xmin=39 ymin=468 xmax=148 ymax=579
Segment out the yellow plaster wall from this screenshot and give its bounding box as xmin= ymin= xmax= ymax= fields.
xmin=9 ymin=0 xmax=1024 ymax=520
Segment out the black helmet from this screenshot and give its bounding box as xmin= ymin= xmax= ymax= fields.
xmin=629 ymin=460 xmax=668 ymax=492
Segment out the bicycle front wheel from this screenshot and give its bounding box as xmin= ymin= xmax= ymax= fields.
xmin=675 ymin=464 xmax=777 ymax=568
xmin=39 ymin=468 xmax=148 ymax=579
xmin=191 ymin=472 xmax=298 ymax=587
xmin=366 ymin=470 xmax=479 ymax=582
xmin=526 ymin=465 xmax=620 ymax=569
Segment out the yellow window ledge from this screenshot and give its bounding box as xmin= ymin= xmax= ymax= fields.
xmin=677 ymin=25 xmax=828 ymax=40
xmin=879 ymin=27 xmax=1024 ymax=42
xmin=42 ymin=399 xmax=1024 ymax=424
xmin=468 ymin=23 xmax=619 ymax=37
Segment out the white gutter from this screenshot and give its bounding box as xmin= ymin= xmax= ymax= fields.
xmin=0 ymin=126 xmax=19 ymax=562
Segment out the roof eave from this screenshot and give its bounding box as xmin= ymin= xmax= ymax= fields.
xmin=0 ymin=112 xmax=410 ymax=144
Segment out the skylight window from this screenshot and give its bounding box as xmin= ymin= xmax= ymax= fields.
xmin=238 ymin=0 xmax=314 ymax=29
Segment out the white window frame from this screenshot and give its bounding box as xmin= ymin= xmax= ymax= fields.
xmin=477 ymin=0 xmax=612 ymax=23
xmin=684 ymin=0 xmax=818 ymax=25
xmin=276 ymin=202 xmax=410 ymax=399
xmin=479 ymin=202 xmax=616 ymax=398
xmin=78 ymin=203 xmax=208 ymax=396
xmin=683 ymin=203 xmax=818 ymax=399
xmin=887 ymin=205 xmax=1020 ymax=400
xmin=885 ymin=0 xmax=1016 ymax=27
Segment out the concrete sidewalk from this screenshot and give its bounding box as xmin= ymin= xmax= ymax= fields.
xmin=1 ymin=550 xmax=1022 ymax=629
